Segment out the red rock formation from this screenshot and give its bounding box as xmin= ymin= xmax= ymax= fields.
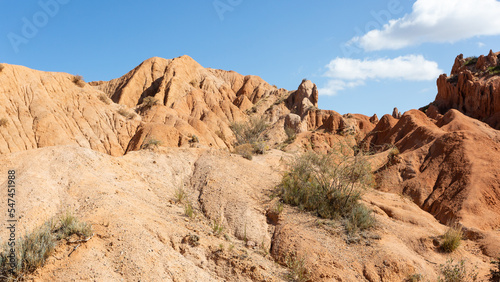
xmin=434 ymin=50 xmax=500 ymax=129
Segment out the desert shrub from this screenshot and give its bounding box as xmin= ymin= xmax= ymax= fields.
xmin=234 ymin=144 xmax=254 ymax=160
xmin=0 ymin=64 xmax=5 ymax=72
xmin=285 ymin=252 xmax=310 ymax=282
xmin=464 ymin=56 xmax=478 ymax=66
xmin=438 ymin=259 xmax=478 ymax=282
xmin=441 ymin=224 xmax=463 ymax=253
xmin=72 ymin=75 xmax=86 ymax=87
xmin=252 ymin=141 xmax=268 ymax=155
xmin=98 ymin=93 xmax=111 ymax=105
xmin=406 ymin=273 xmax=424 ymax=282
xmin=0 ymin=118 xmax=8 ymax=127
xmin=284 ymin=126 xmax=296 ymax=144
xmin=488 ymin=66 xmax=500 ymax=75
xmin=212 ymin=219 xmax=224 ymax=237
xmin=141 ymin=96 xmax=159 ymax=109
xmin=184 ymin=202 xmax=195 ymax=219
xmin=345 ymin=204 xmax=375 ymax=234
xmin=0 ymin=213 xmax=92 ymax=280
xmin=189 ymin=134 xmax=199 ymax=144
xmin=230 ymin=117 xmax=268 ymax=146
xmin=490 ymin=258 xmax=500 ymax=281
xmin=277 ymin=146 xmax=374 ymax=221
xmin=141 ymin=138 xmax=162 ymax=150
xmin=117 ymin=108 xmax=135 ymax=119
xmin=174 ymin=186 xmax=187 ymax=204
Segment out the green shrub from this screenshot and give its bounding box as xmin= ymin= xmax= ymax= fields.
xmin=234 ymin=144 xmax=254 ymax=160
xmin=277 ymin=148 xmax=373 ymax=220
xmin=174 ymin=186 xmax=187 ymax=204
xmin=230 ymin=117 xmax=268 ymax=146
xmin=0 ymin=213 xmax=92 ymax=280
xmin=488 ymin=66 xmax=500 ymax=75
xmin=464 ymin=56 xmax=478 ymax=66
xmin=490 ymin=258 xmax=500 ymax=282
xmin=345 ymin=204 xmax=375 ymax=234
xmin=406 ymin=273 xmax=424 ymax=282
xmin=285 ymin=252 xmax=310 ymax=282
xmin=284 ymin=126 xmax=296 ymax=144
xmin=141 ymin=138 xmax=162 ymax=150
xmin=438 ymin=259 xmax=478 ymax=282
xmin=72 ymin=75 xmax=86 ymax=87
xmin=441 ymin=224 xmax=463 ymax=253
xmin=184 ymin=202 xmax=195 ymax=219
xmin=0 ymin=118 xmax=8 ymax=127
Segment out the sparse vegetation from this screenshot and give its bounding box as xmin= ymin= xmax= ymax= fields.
xmin=438 ymin=259 xmax=478 ymax=282
xmin=212 ymin=219 xmax=224 ymax=237
xmin=285 ymin=252 xmax=310 ymax=282
xmin=184 ymin=202 xmax=195 ymax=219
xmin=117 ymin=108 xmax=136 ymax=119
xmin=234 ymin=144 xmax=254 ymax=160
xmin=98 ymin=93 xmax=111 ymax=105
xmin=345 ymin=204 xmax=375 ymax=234
xmin=252 ymin=141 xmax=268 ymax=155
xmin=0 ymin=118 xmax=8 ymax=127
xmin=277 ymin=147 xmax=374 ymax=227
xmin=72 ymin=75 xmax=86 ymax=87
xmin=488 ymin=66 xmax=500 ymax=75
xmin=406 ymin=273 xmax=424 ymax=282
xmin=441 ymin=224 xmax=463 ymax=253
xmin=189 ymin=134 xmax=199 ymax=144
xmin=490 ymin=258 xmax=500 ymax=282
xmin=174 ymin=186 xmax=187 ymax=204
xmin=141 ymin=96 xmax=159 ymax=109
xmin=464 ymin=56 xmax=478 ymax=66
xmin=0 ymin=213 xmax=92 ymax=281
xmin=141 ymin=137 xmax=162 ymax=150
xmin=230 ymin=117 xmax=268 ymax=146
xmin=284 ymin=126 xmax=296 ymax=144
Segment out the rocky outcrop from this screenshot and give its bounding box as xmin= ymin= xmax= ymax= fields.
xmin=365 ymin=109 xmax=500 ymax=231
xmin=434 ymin=50 xmax=500 ymax=129
xmin=0 ymin=64 xmax=140 ymax=156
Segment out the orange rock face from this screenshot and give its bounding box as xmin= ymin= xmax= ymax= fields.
xmin=434 ymin=50 xmax=500 ymax=129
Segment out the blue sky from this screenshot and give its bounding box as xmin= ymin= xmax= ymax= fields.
xmin=1 ymin=0 xmax=500 ymax=117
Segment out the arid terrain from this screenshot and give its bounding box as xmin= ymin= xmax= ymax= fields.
xmin=0 ymin=51 xmax=500 ymax=281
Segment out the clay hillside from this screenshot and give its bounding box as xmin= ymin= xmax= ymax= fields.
xmin=0 ymin=52 xmax=499 ymax=281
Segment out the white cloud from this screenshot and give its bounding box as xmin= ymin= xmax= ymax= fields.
xmin=350 ymin=0 xmax=500 ymax=51
xmin=319 ymin=55 xmax=442 ymax=95
xmin=478 ymin=42 xmax=486 ymax=48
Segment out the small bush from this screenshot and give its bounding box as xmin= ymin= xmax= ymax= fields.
xmin=98 ymin=93 xmax=111 ymax=105
xmin=234 ymin=144 xmax=254 ymax=160
xmin=0 ymin=118 xmax=8 ymax=127
xmin=72 ymin=75 xmax=86 ymax=87
xmin=284 ymin=126 xmax=296 ymax=144
xmin=406 ymin=273 xmax=424 ymax=282
xmin=464 ymin=56 xmax=478 ymax=66
xmin=252 ymin=141 xmax=268 ymax=155
xmin=490 ymin=258 xmax=500 ymax=282
xmin=277 ymin=148 xmax=373 ymax=220
xmin=345 ymin=204 xmax=375 ymax=234
xmin=184 ymin=202 xmax=195 ymax=219
xmin=117 ymin=108 xmax=135 ymax=119
xmin=285 ymin=252 xmax=310 ymax=282
xmin=189 ymin=134 xmax=199 ymax=144
xmin=141 ymin=138 xmax=162 ymax=150
xmin=488 ymin=66 xmax=500 ymax=75
xmin=141 ymin=96 xmax=159 ymax=109
xmin=230 ymin=117 xmax=268 ymax=146
xmin=174 ymin=187 xmax=187 ymax=204
xmin=438 ymin=259 xmax=478 ymax=282
xmin=212 ymin=219 xmax=224 ymax=237
xmin=441 ymin=224 xmax=463 ymax=253
xmin=0 ymin=213 xmax=92 ymax=280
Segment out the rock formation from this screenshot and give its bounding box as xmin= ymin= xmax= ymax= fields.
xmin=434 ymin=50 xmax=500 ymax=129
